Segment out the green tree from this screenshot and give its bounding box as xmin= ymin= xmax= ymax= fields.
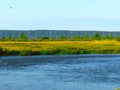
xmin=59 ymin=35 xmax=67 ymax=40
xmin=103 ymin=34 xmax=110 ymax=39
xmin=83 ymin=33 xmax=89 ymax=40
xmin=109 ymin=34 xmax=114 ymax=40
xmin=73 ymin=35 xmax=82 ymax=40
xmin=14 ymin=36 xmax=19 ymax=41
xmin=7 ymin=34 xmax=12 ymax=40
xmin=92 ymin=32 xmax=101 ymax=40
xmin=68 ymin=35 xmax=71 ymax=39
xmin=20 ymin=33 xmax=28 ymax=41
xmin=116 ymin=35 xmax=120 ymax=41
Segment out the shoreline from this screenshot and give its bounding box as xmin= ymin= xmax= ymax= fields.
xmin=1 ymin=54 xmax=120 ymax=58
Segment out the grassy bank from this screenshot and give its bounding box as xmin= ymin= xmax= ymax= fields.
xmin=0 ymin=40 xmax=120 ymax=56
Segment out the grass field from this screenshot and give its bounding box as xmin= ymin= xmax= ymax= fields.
xmin=0 ymin=40 xmax=120 ymax=55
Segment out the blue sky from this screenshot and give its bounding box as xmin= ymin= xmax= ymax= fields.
xmin=0 ymin=0 xmax=120 ymax=30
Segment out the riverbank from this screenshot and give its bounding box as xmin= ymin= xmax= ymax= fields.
xmin=0 ymin=40 xmax=120 ymax=56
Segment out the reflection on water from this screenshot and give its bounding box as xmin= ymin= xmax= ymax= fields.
xmin=0 ymin=54 xmax=120 ymax=90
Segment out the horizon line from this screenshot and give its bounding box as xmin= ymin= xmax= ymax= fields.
xmin=0 ymin=29 xmax=120 ymax=32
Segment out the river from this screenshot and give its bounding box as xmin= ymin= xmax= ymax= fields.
xmin=0 ymin=54 xmax=120 ymax=90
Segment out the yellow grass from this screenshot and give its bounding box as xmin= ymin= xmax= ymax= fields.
xmin=0 ymin=40 xmax=120 ymax=52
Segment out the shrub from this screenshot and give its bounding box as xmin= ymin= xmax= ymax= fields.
xmin=41 ymin=37 xmax=50 ymax=40
xmin=19 ymin=50 xmax=32 ymax=56
xmin=0 ymin=47 xmax=3 ymax=55
xmin=4 ymin=49 xmax=10 ymax=55
xmin=39 ymin=50 xmax=52 ymax=55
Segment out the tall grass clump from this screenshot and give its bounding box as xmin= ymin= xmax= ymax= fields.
xmin=19 ymin=49 xmax=32 ymax=56
xmin=38 ymin=50 xmax=54 ymax=55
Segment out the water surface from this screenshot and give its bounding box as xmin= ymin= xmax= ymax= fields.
xmin=0 ymin=54 xmax=120 ymax=90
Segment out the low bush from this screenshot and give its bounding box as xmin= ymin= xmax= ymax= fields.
xmin=19 ymin=50 xmax=32 ymax=56
xmin=0 ymin=47 xmax=3 ymax=55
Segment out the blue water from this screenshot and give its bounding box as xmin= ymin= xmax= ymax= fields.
xmin=0 ymin=54 xmax=120 ymax=90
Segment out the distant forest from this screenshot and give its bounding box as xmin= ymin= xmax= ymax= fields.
xmin=0 ymin=30 xmax=120 ymax=41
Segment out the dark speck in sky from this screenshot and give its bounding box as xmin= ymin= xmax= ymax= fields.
xmin=10 ymin=7 xmax=13 ymax=9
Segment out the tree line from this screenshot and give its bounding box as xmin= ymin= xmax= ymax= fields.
xmin=1 ymin=32 xmax=120 ymax=41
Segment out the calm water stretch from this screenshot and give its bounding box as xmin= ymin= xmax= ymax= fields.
xmin=0 ymin=54 xmax=120 ymax=90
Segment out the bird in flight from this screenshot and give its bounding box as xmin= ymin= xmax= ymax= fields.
xmin=10 ymin=7 xmax=13 ymax=9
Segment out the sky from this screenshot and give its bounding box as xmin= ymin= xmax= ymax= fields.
xmin=0 ymin=0 xmax=120 ymax=31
